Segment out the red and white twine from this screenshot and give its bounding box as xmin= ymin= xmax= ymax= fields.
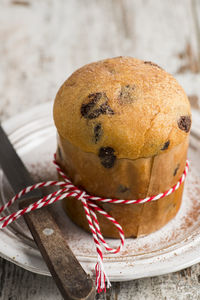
xmin=0 ymin=155 xmax=189 ymax=293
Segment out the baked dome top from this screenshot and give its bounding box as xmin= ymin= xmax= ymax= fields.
xmin=53 ymin=56 xmax=191 ymax=160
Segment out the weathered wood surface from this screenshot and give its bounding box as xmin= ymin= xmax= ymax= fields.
xmin=0 ymin=0 xmax=200 ymax=299
xmin=1 ymin=258 xmax=200 ymax=300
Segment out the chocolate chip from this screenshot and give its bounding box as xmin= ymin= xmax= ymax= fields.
xmin=100 ymin=103 xmax=114 ymax=115
xmin=161 ymin=140 xmax=170 ymax=150
xmin=118 ymin=185 xmax=129 ymax=193
xmin=98 ymin=147 xmax=116 ymax=168
xmin=94 ymin=123 xmax=102 ymax=143
xmin=178 ymin=116 xmax=191 ymax=133
xmin=86 ymin=109 xmax=102 ymax=119
xmin=173 ymin=164 xmax=180 ymax=176
xmin=118 ymin=85 xmax=136 ymax=104
xmin=144 ymin=61 xmax=161 ymax=69
xmin=81 ymin=93 xmax=102 ymax=118
xmin=81 ymin=92 xmax=114 ymax=119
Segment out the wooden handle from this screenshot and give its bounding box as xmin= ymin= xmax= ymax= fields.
xmin=19 ymin=199 xmax=95 ymax=300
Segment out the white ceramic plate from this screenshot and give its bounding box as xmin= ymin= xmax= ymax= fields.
xmin=0 ymin=102 xmax=200 ymax=281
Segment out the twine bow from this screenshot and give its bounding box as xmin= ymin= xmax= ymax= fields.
xmin=0 ymin=155 xmax=189 ymax=292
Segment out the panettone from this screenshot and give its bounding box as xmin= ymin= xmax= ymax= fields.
xmin=53 ymin=56 xmax=191 ymax=238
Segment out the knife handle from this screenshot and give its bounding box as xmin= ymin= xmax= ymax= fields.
xmin=19 ymin=199 xmax=95 ymax=300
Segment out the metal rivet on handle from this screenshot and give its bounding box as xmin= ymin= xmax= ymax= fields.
xmin=43 ymin=228 xmax=54 ymax=236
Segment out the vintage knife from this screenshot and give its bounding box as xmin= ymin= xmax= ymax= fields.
xmin=0 ymin=124 xmax=95 ymax=300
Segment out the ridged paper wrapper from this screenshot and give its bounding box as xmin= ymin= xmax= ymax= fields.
xmin=56 ymin=134 xmax=188 ymax=238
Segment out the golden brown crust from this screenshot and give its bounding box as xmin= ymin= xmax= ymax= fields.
xmin=53 ymin=56 xmax=191 ymax=160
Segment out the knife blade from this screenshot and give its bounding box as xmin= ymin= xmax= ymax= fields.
xmin=0 ymin=125 xmax=42 ymax=197
xmin=0 ymin=124 xmax=95 ymax=300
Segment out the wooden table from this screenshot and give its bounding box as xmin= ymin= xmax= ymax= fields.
xmin=0 ymin=0 xmax=200 ymax=299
